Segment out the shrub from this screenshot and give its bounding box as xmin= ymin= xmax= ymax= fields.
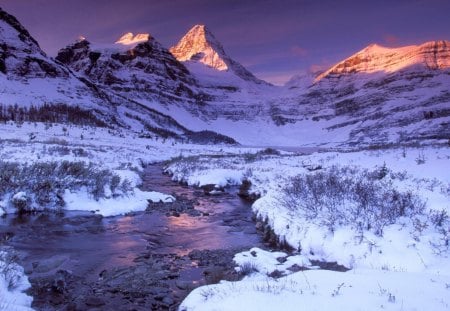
xmin=0 ymin=250 xmax=21 ymax=291
xmin=281 ymin=165 xmax=425 ymax=235
xmin=11 ymin=192 xmax=31 ymax=213
xmin=238 ymin=262 xmax=259 ymax=276
xmin=0 ymin=161 xmax=132 ymax=213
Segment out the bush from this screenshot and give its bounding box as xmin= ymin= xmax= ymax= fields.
xmin=0 ymin=161 xmax=132 ymax=213
xmin=281 ymin=165 xmax=425 ymax=235
xmin=11 ymin=192 xmax=31 ymax=213
xmin=238 ymin=262 xmax=259 ymax=276
xmin=0 ymin=250 xmax=21 ymax=291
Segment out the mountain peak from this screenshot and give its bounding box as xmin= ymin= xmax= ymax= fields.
xmin=170 ymin=24 xmax=268 ymax=84
xmin=316 ymin=39 xmax=450 ymax=81
xmin=115 ymin=32 xmax=150 ymax=46
xmin=170 ymin=24 xmax=228 ymax=70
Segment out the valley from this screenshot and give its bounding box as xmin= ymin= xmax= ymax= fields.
xmin=0 ymin=5 xmax=449 ymax=311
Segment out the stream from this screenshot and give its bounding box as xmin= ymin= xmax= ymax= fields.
xmin=0 ymin=163 xmax=265 ymax=310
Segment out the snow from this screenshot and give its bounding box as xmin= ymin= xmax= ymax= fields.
xmin=87 ymin=32 xmax=151 ymax=54
xmin=2 ymin=9 xmax=450 ymax=309
xmin=64 ymin=188 xmax=174 ymax=217
xmin=0 ymin=121 xmax=255 ymax=217
xmin=234 ymin=247 xmax=310 ymax=275
xmin=180 ymin=267 xmax=450 ymax=311
xmin=316 ymin=40 xmax=450 ymax=80
xmin=115 ymin=32 xmax=150 ymax=46
xmin=170 ymin=25 xmax=229 ymax=71
xmin=170 ymin=146 xmax=450 ymax=310
xmin=0 ymin=251 xmax=34 ymax=311
xmin=181 ymin=168 xmax=244 ymax=187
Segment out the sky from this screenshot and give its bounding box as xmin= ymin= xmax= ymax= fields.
xmin=1 ymin=0 xmax=450 ymax=85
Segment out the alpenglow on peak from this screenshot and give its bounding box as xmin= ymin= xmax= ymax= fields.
xmin=115 ymin=32 xmax=150 ymax=45
xmin=316 ymin=40 xmax=450 ymax=81
xmin=170 ymin=24 xmax=267 ymax=84
xmin=169 ymin=24 xmax=229 ymax=71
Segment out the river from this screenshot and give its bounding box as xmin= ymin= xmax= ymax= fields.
xmin=0 ymin=163 xmax=264 ymax=310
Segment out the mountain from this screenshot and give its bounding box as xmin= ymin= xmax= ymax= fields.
xmin=56 ymin=32 xmax=202 ymax=106
xmin=316 ymin=40 xmax=450 ymax=81
xmin=57 ymin=28 xmax=273 ymax=129
xmin=272 ymin=40 xmax=450 ymax=147
xmin=1 ymin=6 xmax=448 ymax=147
xmin=0 ymin=7 xmax=121 ymax=127
xmin=0 ymin=8 xmax=62 ymax=78
xmin=170 ymin=25 xmax=267 ymax=85
xmin=0 ymin=8 xmax=235 ymax=143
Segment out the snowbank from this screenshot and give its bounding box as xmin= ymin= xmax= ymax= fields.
xmin=0 ymin=251 xmax=34 ymax=311
xmin=64 ymin=188 xmax=174 ymax=217
xmin=180 ymin=266 xmax=450 ymax=311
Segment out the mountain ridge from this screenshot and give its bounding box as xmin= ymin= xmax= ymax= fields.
xmin=316 ymin=40 xmax=450 ymax=81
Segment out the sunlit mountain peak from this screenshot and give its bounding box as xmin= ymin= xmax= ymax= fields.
xmin=115 ymin=32 xmax=150 ymax=45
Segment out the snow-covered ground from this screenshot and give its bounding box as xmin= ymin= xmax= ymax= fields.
xmin=0 ymin=121 xmax=255 ymax=217
xmin=1 ymin=120 xmax=449 ymax=310
xmin=168 ymin=146 xmax=450 ymax=310
xmin=0 ymin=121 xmax=258 ymax=308
xmin=180 ymin=257 xmax=450 ymax=311
xmin=0 ymin=250 xmax=33 ymax=311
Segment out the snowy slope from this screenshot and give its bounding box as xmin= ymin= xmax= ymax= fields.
xmin=170 ymin=24 xmax=267 ymax=85
xmin=0 ymin=7 xmax=112 ymax=119
xmin=280 ymin=42 xmax=450 ymax=146
xmin=166 ymin=34 xmax=450 ymax=147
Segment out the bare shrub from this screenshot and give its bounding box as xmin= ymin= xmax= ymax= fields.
xmin=238 ymin=262 xmax=259 ymax=276
xmin=0 ymin=161 xmax=132 ymax=212
xmin=281 ymin=165 xmax=426 ymax=235
xmin=0 ymin=250 xmax=21 ymax=291
xmin=415 ymin=151 xmax=426 ymax=165
xmin=48 ymin=145 xmax=70 ymax=156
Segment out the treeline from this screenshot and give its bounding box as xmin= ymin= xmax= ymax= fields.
xmin=0 ymin=103 xmax=107 ymax=127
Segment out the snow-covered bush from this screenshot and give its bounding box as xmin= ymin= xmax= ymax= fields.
xmin=11 ymin=192 xmax=31 ymax=213
xmin=281 ymin=165 xmax=425 ymax=235
xmin=0 ymin=160 xmax=132 ymax=213
xmin=0 ymin=251 xmax=21 ymax=291
xmin=0 ymin=249 xmax=33 ymax=311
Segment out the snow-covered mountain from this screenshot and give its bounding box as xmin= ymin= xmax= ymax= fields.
xmin=170 ymin=24 xmax=267 ymax=85
xmin=1 ymin=6 xmax=448 ymax=147
xmin=0 ymin=7 xmax=114 ymax=125
xmin=316 ymin=40 xmax=450 ymax=81
xmin=56 ymin=27 xmax=274 ymax=128
xmin=56 ymin=32 xmax=202 ymax=107
xmin=273 ymin=41 xmax=450 ymax=146
xmin=0 ymin=7 xmax=235 ymax=143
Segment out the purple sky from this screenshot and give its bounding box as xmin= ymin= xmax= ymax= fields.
xmin=2 ymin=0 xmax=450 ymax=84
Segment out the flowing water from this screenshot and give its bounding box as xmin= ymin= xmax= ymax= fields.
xmin=0 ymin=163 xmax=263 ymax=310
